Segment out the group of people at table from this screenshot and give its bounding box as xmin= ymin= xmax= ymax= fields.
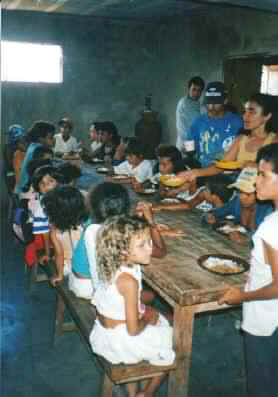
xmin=5 ymin=79 xmax=278 ymax=397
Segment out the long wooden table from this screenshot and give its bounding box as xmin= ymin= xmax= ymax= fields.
xmin=78 ymin=161 xmax=249 ymax=397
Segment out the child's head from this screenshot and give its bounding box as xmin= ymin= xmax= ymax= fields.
xmin=89 ymin=122 xmax=102 ymax=141
xmin=256 ymin=143 xmax=278 ymax=202
xmin=32 ymin=145 xmax=54 ymax=161
xmin=31 ymin=165 xmax=63 ymax=194
xmin=204 ymin=175 xmax=234 ymax=207
xmin=28 ymin=121 xmax=55 ymax=147
xmin=7 ymin=124 xmax=26 ymax=150
xmin=42 ymin=186 xmax=88 ymax=232
xmin=156 ymin=144 xmax=184 ymax=174
xmin=58 ymin=118 xmax=73 ymax=140
xmin=228 ymin=167 xmax=257 ymax=208
xmin=57 ymin=162 xmax=81 ymax=186
xmin=100 ymin=121 xmax=118 ymax=144
xmin=88 ymin=182 xmax=130 ymax=223
xmin=125 ymin=138 xmax=145 ymax=167
xmin=96 ymin=215 xmax=151 ymax=283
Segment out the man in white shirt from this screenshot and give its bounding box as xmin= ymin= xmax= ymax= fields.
xmin=54 ymin=118 xmax=78 ymax=157
xmin=176 ymin=76 xmax=205 ymax=151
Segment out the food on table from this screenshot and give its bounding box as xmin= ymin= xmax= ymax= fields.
xmin=111 ymin=174 xmax=130 ymax=180
xmin=217 ymin=224 xmax=247 ymax=234
xmin=203 ymin=256 xmax=244 ymax=274
xmin=160 ymin=175 xmax=185 ymax=187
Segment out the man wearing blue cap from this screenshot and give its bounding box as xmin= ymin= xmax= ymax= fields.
xmin=179 ymin=81 xmax=243 ymax=181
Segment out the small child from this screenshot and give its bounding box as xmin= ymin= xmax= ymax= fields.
xmin=219 ymin=143 xmax=278 ymax=397
xmin=42 ymin=185 xmax=88 ymax=285
xmin=111 ymin=138 xmax=154 ymax=184
xmin=13 ymin=136 xmax=28 ymax=186
xmin=205 ymin=167 xmax=273 ymax=245
xmin=148 ymin=144 xmax=185 ymax=194
xmin=153 ymin=174 xmax=234 ymax=213
xmin=90 ymin=215 xmax=175 ymax=397
xmin=24 ymin=165 xmax=63 ymax=267
xmin=84 ymin=182 xmax=166 ymax=298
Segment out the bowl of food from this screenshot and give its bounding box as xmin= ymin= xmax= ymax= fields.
xmin=215 ymin=160 xmax=241 ymax=170
xmin=160 ymin=175 xmax=185 ymax=187
xmin=198 ymin=254 xmax=249 ymax=275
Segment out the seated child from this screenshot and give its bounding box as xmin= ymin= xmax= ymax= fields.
xmin=147 ymin=144 xmax=185 ymax=194
xmin=205 ymin=167 xmax=273 ymax=245
xmin=24 ymin=165 xmax=63 ymax=267
xmin=84 ymin=182 xmax=166 ymax=297
xmin=153 ymin=174 xmax=234 ymax=213
xmin=42 ymin=186 xmax=88 ymax=285
xmin=111 ymin=137 xmax=153 ymax=184
xmin=32 ymin=145 xmax=54 ymax=161
xmin=90 ymin=215 xmax=175 ymax=397
xmin=13 ymin=135 xmax=28 ymax=186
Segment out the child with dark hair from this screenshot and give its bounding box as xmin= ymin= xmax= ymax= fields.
xmin=24 ymin=165 xmax=63 ymax=268
xmin=15 ymin=120 xmax=55 ymax=194
xmin=219 ymin=143 xmax=278 ymax=397
xmin=140 ymin=144 xmax=186 ymax=196
xmin=153 ymin=174 xmax=234 ymax=213
xmin=56 ymin=162 xmax=81 ymax=185
xmin=42 ymin=185 xmax=88 ymax=285
xmin=83 ymin=182 xmax=166 ymax=300
xmin=205 ymin=168 xmax=273 ymax=245
xmin=111 ymin=137 xmax=154 ymax=185
xmin=32 ymin=145 xmax=54 ymax=161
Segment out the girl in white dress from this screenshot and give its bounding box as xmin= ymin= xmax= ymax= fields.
xmin=90 ymin=215 xmax=175 ymax=397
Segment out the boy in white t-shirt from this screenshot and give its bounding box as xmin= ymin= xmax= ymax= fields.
xmin=112 ymin=137 xmax=154 ymax=184
xmin=219 ymin=143 xmax=278 ymax=397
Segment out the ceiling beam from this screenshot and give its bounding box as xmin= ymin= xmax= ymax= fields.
xmin=45 ymin=0 xmax=69 ymax=12
xmin=184 ymin=0 xmax=278 ymax=14
xmin=3 ymin=0 xmax=24 ymax=10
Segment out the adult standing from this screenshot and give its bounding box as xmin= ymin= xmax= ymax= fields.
xmin=176 ymin=76 xmax=205 ymax=151
xmin=178 ymin=81 xmax=243 ymax=181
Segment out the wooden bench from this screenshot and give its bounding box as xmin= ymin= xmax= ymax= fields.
xmin=42 ymin=262 xmax=176 ymax=397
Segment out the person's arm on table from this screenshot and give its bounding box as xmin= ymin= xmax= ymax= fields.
xmin=135 ymin=201 xmax=166 ymax=258
xmin=178 ymin=136 xmax=242 ymax=182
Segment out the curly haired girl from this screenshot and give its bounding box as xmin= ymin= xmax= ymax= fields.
xmin=90 ymin=215 xmax=175 ymax=397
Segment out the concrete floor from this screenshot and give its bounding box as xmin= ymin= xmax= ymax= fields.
xmin=1 ymin=207 xmax=247 ymax=397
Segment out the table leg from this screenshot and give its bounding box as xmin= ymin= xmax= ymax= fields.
xmin=168 ymin=305 xmax=195 ymax=397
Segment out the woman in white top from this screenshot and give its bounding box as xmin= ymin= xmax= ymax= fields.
xmin=219 ymin=143 xmax=278 ymax=397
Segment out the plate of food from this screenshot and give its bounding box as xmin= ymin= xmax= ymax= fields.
xmin=111 ymin=174 xmax=130 ymax=180
xmin=216 ymin=224 xmax=247 ymax=235
xmin=138 ymin=188 xmax=156 ymax=195
xmin=96 ymin=167 xmax=109 ymax=173
xmin=198 ymin=254 xmax=249 ymax=275
xmin=215 ymin=160 xmax=241 ymax=170
xmin=160 ymin=175 xmax=185 ymax=187
xmin=161 ymin=198 xmax=181 ymax=204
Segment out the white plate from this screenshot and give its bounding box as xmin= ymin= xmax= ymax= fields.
xmin=161 ymin=198 xmax=180 ymax=203
xmin=97 ymin=167 xmax=109 ymax=173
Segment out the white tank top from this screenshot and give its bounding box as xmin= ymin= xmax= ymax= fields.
xmin=94 ymin=265 xmax=145 ymax=320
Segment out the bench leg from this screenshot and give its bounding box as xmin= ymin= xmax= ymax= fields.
xmin=54 ymin=294 xmax=65 ymax=345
